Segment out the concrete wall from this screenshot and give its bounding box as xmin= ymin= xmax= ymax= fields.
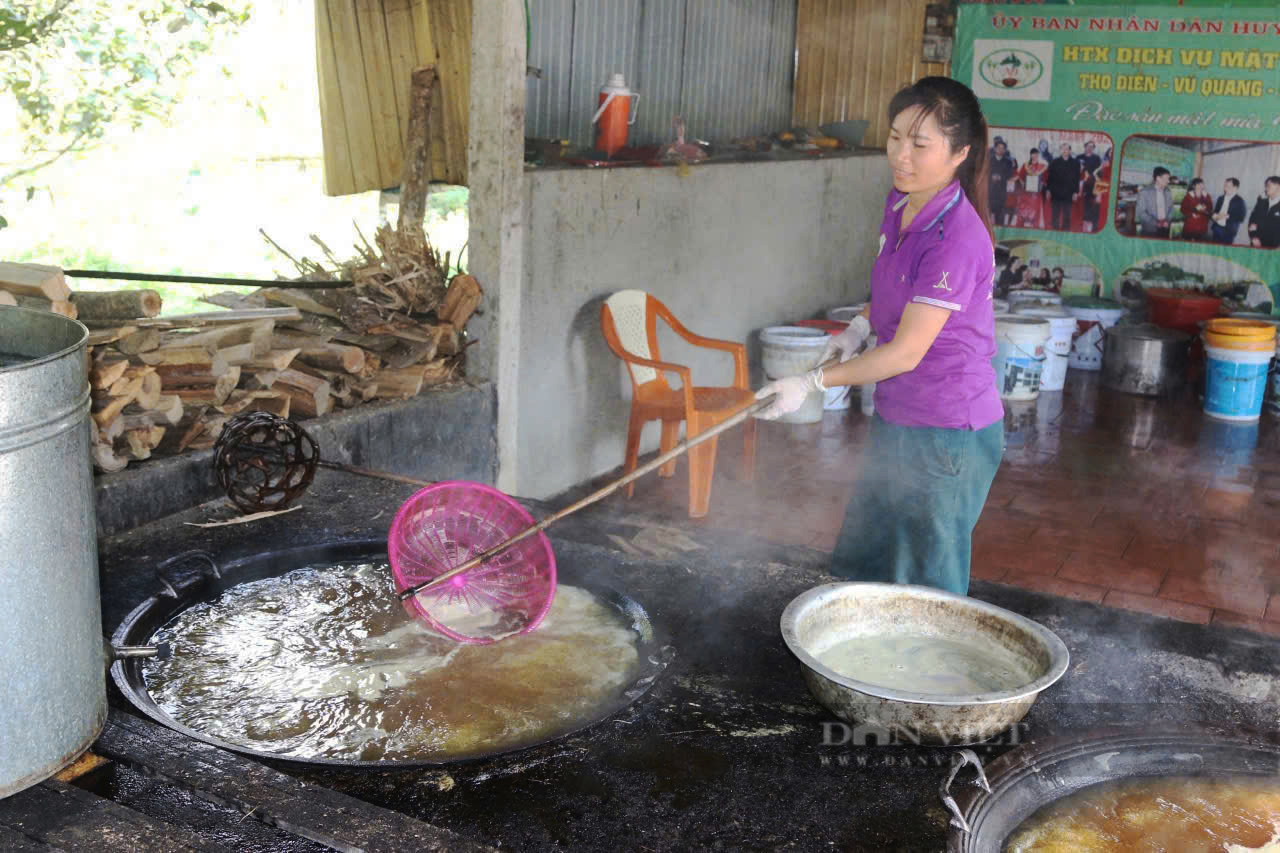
xmin=513 ymin=152 xmax=892 ymax=499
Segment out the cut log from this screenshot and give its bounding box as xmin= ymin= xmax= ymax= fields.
xmin=134 ymin=371 xmax=163 ymax=410
xmin=271 ymin=330 xmax=333 ymax=350
xmin=353 ymin=380 xmax=379 ymax=402
xmin=114 ymin=328 xmax=163 ymax=355
xmin=353 ymin=351 xmax=381 ymax=380
xmin=274 ymin=368 xmax=331 ymax=417
xmin=87 ymin=326 xmax=139 ymax=347
xmin=92 ymin=374 xmax=144 ymax=427
xmin=90 ymin=357 xmax=131 ymax=391
xmin=0 ymin=262 xmax=70 ymax=301
xmin=0 ymin=291 xmax=15 ymax=306
xmin=121 ymin=425 xmax=166 ymax=460
xmin=70 ymin=289 xmax=162 ymax=327
xmin=243 ymin=369 xmax=280 ymax=391
xmin=421 ymin=358 xmax=456 ymax=387
xmin=92 ymin=439 xmax=129 ymax=473
xmin=261 ymin=287 xmax=341 ymax=319
xmin=122 ymin=394 xmax=184 ymax=427
xmin=398 ymin=66 xmax=437 ymax=236
xmin=139 ymin=347 xmax=229 ymax=376
xmin=295 ymin=342 xmax=365 ymax=374
xmin=217 ymin=390 xmax=288 ymax=416
xmin=98 ymin=413 xmax=126 ymax=442
xmin=438 ymin=275 xmax=483 ymax=328
xmin=171 ymin=366 xmax=240 ymax=406
xmin=134 ymin=307 xmax=301 ymax=329
xmin=254 ymin=393 xmax=290 ymax=418
xmin=184 ymin=414 xmax=229 ymax=452
xmin=162 ymin=320 xmax=274 ymax=358
xmin=13 ymin=294 xmax=78 ymax=318
xmin=373 ymin=366 xmax=426 ymax=399
xmin=218 ymin=342 xmax=259 ymax=366
xmin=245 ymin=348 xmax=300 ymax=371
xmin=107 ymin=365 xmax=156 ymax=397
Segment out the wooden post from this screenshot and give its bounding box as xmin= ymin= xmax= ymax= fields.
xmin=397 ymin=66 xmax=437 ymax=237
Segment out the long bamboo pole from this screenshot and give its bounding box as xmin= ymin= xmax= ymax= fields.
xmin=397 ymin=395 xmax=774 ymax=601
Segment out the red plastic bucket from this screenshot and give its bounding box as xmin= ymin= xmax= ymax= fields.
xmin=1145 ymin=288 xmax=1223 ymax=335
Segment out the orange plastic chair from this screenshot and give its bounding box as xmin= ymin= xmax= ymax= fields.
xmin=600 ymin=290 xmax=756 ymax=518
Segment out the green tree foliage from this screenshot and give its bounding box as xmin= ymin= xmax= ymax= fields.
xmin=0 ymin=0 xmax=251 ymax=196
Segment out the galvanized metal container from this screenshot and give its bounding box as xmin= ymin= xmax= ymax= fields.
xmin=1100 ymin=323 xmax=1190 ymax=396
xmin=0 ymin=306 xmax=104 ymax=798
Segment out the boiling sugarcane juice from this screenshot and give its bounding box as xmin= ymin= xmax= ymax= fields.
xmin=815 ymin=633 xmax=1033 ymax=695
xmin=1006 ymin=775 xmax=1280 ymax=852
xmin=143 ymin=560 xmax=642 ymax=761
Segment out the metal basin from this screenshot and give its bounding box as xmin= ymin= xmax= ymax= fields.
xmin=945 ymin=727 xmax=1280 ymax=851
xmin=780 ymin=583 xmax=1069 ymax=744
xmin=111 ymin=540 xmax=672 ymax=768
xmin=1101 ymin=323 xmax=1190 ymax=396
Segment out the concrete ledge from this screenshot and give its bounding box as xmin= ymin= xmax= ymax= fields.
xmin=94 ymin=382 xmax=496 ymax=536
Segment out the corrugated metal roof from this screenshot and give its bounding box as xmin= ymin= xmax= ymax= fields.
xmin=526 ymin=0 xmax=795 ymax=149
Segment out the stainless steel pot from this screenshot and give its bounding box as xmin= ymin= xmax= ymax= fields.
xmin=780 ymin=583 xmax=1069 ymax=745
xmin=944 ymin=727 xmax=1280 ymax=850
xmin=1101 ymin=323 xmax=1190 ymax=396
xmin=0 ymin=306 xmax=104 ymax=798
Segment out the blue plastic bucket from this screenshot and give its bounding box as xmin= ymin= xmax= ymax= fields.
xmin=1204 ymin=344 xmax=1272 ymax=421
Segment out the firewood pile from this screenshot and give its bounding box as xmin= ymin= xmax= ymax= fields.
xmin=0 ymin=247 xmax=483 ymax=474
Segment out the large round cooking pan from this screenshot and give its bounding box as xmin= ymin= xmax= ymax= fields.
xmin=944 ymin=726 xmax=1280 ymax=850
xmin=110 ymin=540 xmax=673 ymax=768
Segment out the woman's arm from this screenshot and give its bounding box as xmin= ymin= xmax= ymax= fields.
xmin=821 ymin=303 xmax=950 ymax=388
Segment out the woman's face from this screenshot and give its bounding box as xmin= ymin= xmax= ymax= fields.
xmin=887 ymin=106 xmax=969 ymax=197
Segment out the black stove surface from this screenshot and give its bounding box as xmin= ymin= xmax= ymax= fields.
xmin=25 ymin=471 xmax=1279 ymax=852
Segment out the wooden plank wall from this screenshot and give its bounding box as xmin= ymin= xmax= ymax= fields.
xmin=793 ymin=0 xmax=950 ymax=149
xmin=316 ymin=0 xmax=471 ymax=196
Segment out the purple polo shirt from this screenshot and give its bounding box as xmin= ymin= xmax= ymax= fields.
xmin=870 ymin=181 xmax=1004 ymax=430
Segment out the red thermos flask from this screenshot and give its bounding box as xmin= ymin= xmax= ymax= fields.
xmin=591 ymin=73 xmax=639 ymax=157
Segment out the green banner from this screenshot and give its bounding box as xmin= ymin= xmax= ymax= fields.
xmin=954 ymin=4 xmax=1280 ymax=315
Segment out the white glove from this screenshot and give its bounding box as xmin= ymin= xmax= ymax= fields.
xmin=754 ymin=369 xmax=826 ymax=420
xmin=821 ymin=314 xmax=871 ymax=364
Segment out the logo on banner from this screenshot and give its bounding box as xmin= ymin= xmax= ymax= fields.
xmin=973 ymin=39 xmax=1053 ymax=101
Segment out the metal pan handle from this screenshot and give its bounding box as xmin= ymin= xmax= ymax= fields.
xmin=154 ymin=550 xmax=222 ymax=598
xmin=939 ymin=748 xmax=991 ymax=834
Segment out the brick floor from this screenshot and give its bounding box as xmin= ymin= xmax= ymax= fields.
xmin=565 ymin=371 xmax=1280 ymax=635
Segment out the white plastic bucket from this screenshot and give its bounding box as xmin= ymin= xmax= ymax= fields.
xmin=993 ymin=316 xmax=1051 ymax=401
xmin=760 ymin=326 xmax=829 ymax=424
xmin=1204 ymin=345 xmax=1272 ymax=422
xmin=825 ymin=304 xmax=866 ymax=325
xmin=1064 ymin=303 xmax=1125 ymax=371
xmin=1011 ymin=306 xmax=1075 ymax=391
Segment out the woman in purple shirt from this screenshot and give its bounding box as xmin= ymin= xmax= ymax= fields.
xmin=757 ymin=77 xmax=1003 ymax=595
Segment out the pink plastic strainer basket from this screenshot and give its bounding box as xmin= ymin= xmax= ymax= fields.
xmin=388 ymin=481 xmax=556 ymax=644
